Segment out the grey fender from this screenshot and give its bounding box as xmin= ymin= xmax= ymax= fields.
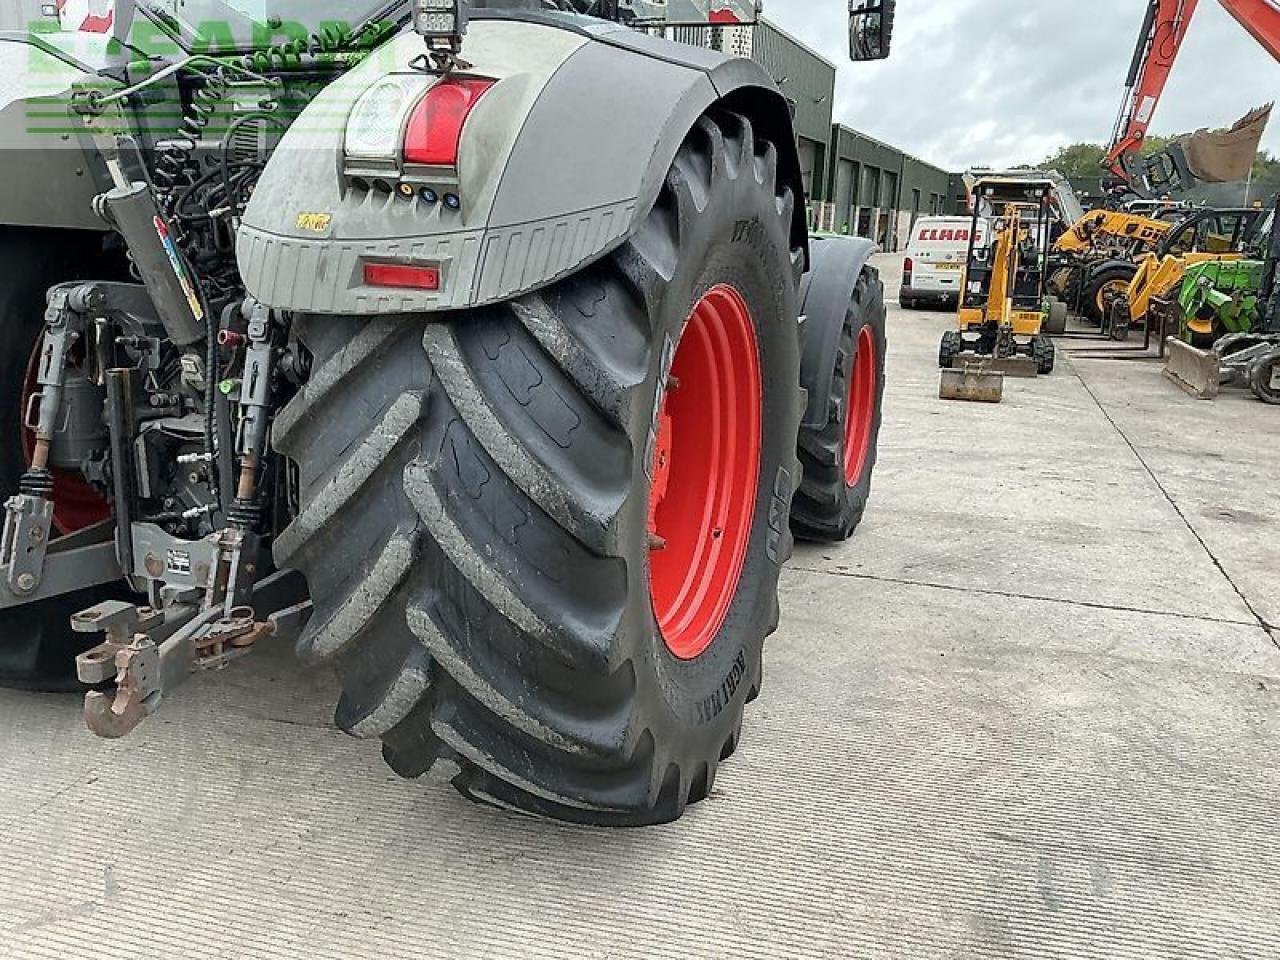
xmin=798 ymin=235 xmax=878 ymax=430
xmin=1087 ymin=258 xmax=1138 ymax=280
xmin=236 ymin=16 xmax=807 ymax=315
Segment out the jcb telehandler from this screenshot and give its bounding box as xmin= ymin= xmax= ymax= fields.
xmin=1107 ymin=206 xmax=1267 ymax=341
xmin=0 ymin=0 xmax=894 ymax=825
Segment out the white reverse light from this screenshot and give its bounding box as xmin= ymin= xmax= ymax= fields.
xmin=345 ymin=75 xmax=432 ymax=160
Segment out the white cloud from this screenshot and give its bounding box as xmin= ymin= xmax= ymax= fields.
xmin=761 ymin=0 xmax=1280 ymax=171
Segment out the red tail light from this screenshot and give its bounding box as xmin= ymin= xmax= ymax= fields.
xmin=903 ymin=256 xmax=914 ymax=280
xmin=363 ymin=262 xmax=440 ymax=290
xmin=403 ymin=76 xmax=495 ymax=167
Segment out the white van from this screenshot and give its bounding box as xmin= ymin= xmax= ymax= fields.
xmin=900 ymin=216 xmax=988 ymax=309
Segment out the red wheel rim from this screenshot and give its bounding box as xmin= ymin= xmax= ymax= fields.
xmin=648 ymin=285 xmax=762 ymax=661
xmin=21 ymin=344 xmax=111 ymax=535
xmin=843 ymin=326 xmax=877 ymax=488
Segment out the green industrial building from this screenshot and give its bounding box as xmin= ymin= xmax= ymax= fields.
xmin=820 ymin=127 xmax=955 ymax=250
xmin=665 ymin=18 xmax=958 ymax=251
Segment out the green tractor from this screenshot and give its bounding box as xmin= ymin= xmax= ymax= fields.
xmin=0 ymin=0 xmax=897 ymax=824
xmin=1163 ymin=204 xmax=1280 ymax=403
xmin=1177 ymin=259 xmax=1267 ymax=348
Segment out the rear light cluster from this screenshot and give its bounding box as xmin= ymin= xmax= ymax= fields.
xmin=345 ymin=73 xmax=494 ymax=292
xmin=344 ymin=73 xmax=495 ymax=195
xmin=903 ymin=256 xmax=914 ymax=283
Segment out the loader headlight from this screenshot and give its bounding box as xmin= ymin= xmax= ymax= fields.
xmin=345 ymin=75 xmax=432 ymax=160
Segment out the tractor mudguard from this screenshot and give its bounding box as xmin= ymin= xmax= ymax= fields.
xmin=798 ymin=235 xmax=878 ymax=430
xmin=1086 ymin=258 xmax=1137 ymax=282
xmin=236 ymin=16 xmax=807 ymax=315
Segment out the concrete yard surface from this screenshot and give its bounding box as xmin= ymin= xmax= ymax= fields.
xmin=2 ymin=253 xmax=1278 ymax=959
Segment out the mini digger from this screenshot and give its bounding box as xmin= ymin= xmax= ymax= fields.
xmin=939 ymin=177 xmax=1057 ymax=401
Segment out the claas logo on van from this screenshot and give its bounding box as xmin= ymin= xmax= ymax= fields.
xmin=917 ymin=227 xmax=970 ymax=242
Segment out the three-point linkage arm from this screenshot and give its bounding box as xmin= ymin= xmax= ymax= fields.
xmin=1104 ymin=0 xmax=1202 ymax=191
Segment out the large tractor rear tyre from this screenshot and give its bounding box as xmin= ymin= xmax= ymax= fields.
xmin=273 ymin=112 xmax=804 ymax=825
xmin=0 ymin=231 xmax=122 ymax=692
xmin=790 ymin=267 xmax=886 ymax=542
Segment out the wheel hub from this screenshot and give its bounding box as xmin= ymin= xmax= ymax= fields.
xmin=1097 ymin=279 xmax=1128 ymax=317
xmin=843 ymin=326 xmax=877 ymax=487
xmin=647 ymin=285 xmax=762 ymax=661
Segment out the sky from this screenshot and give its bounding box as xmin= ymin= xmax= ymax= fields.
xmin=761 ymin=0 xmax=1280 ymax=171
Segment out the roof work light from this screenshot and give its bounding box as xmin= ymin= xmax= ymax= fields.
xmin=412 ymin=0 xmax=469 ymax=50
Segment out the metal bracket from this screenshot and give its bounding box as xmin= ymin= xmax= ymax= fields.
xmin=0 ymin=495 xmax=55 ymax=595
xmin=73 ymin=600 xmax=166 ymax=684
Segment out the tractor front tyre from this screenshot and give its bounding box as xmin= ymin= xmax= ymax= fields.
xmin=790 ymin=267 xmax=887 ymax=542
xmin=1043 ymin=297 xmax=1068 ymax=336
xmin=1032 ymin=334 xmax=1056 ymax=375
xmin=272 ymin=112 xmax=804 ymax=825
xmin=1250 ymin=346 xmax=1280 ymax=405
xmin=0 ymin=231 xmax=119 ymax=692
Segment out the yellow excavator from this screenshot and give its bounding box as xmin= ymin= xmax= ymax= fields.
xmin=940 ymin=177 xmax=1057 ymax=385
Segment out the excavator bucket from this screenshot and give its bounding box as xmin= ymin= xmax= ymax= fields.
xmin=1182 ymin=104 xmax=1273 ymax=183
xmin=940 ymin=363 xmax=1005 ymax=403
xmin=1164 ymin=337 xmax=1222 ymax=398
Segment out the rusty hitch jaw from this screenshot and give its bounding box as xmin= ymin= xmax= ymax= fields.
xmin=74 ymin=529 xmax=278 ymax=739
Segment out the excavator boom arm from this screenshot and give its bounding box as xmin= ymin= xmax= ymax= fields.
xmin=1218 ymin=0 xmax=1280 ymax=59
xmin=1105 ymin=0 xmax=1202 ymax=181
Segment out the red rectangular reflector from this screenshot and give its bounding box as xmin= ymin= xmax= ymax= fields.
xmin=363 ymin=262 xmax=440 ymax=291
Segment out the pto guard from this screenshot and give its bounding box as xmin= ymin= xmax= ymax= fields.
xmin=236 ymin=16 xmax=806 ymax=315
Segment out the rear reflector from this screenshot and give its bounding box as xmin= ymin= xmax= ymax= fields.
xmin=403 ymin=76 xmax=495 ymax=167
xmin=363 ymin=262 xmax=440 ymax=290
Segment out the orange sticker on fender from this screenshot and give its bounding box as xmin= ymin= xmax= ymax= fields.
xmin=296 ymin=212 xmax=333 ymax=234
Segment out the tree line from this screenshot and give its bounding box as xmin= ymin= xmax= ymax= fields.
xmin=1037 ymin=140 xmax=1280 ymax=207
